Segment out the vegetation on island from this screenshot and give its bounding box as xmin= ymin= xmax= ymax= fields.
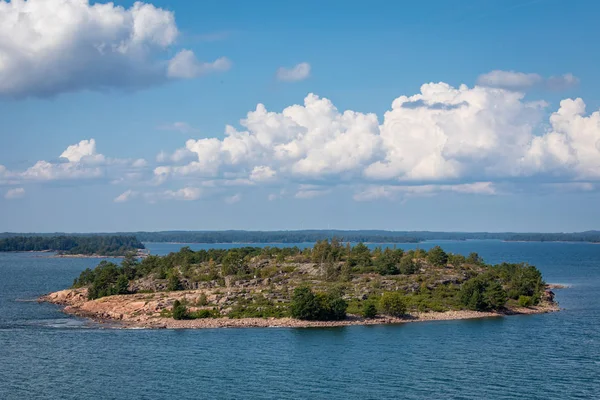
xmin=71 ymin=240 xmax=550 ymax=321
xmin=0 ymin=235 xmax=144 ymax=256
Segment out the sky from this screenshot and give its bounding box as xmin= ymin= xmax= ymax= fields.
xmin=1 ymin=0 xmax=600 ymax=233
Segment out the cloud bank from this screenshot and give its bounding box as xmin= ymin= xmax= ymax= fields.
xmin=4 ymin=77 xmax=600 ymax=203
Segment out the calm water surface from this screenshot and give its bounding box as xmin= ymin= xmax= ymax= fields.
xmin=1 ymin=241 xmax=598 ymax=399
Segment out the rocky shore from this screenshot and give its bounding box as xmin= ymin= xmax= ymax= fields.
xmin=40 ymin=287 xmax=560 ymax=330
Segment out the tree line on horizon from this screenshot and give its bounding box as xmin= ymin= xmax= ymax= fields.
xmin=2 ymin=230 xmax=599 ymax=243
xmin=0 ymin=235 xmax=144 ymax=256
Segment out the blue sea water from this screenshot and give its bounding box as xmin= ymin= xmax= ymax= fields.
xmin=0 ymin=241 xmax=599 ymax=399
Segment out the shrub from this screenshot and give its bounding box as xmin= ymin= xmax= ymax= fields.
xmin=379 ymin=292 xmax=407 ymax=317
xmin=196 ymin=293 xmax=208 ymax=306
xmin=172 ymin=300 xmax=188 ymax=320
xmin=398 ymin=255 xmax=417 ymax=274
xmin=167 ymin=273 xmax=183 ymax=291
xmin=290 ymin=286 xmax=347 ymax=321
xmin=362 ymin=302 xmax=377 ymax=319
xmin=190 ymin=309 xmax=216 ymax=319
xmin=518 ymin=295 xmax=533 ymax=307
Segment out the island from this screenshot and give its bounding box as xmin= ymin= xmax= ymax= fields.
xmin=0 ymin=235 xmax=145 ymax=257
xmin=41 ymin=241 xmax=559 ymax=328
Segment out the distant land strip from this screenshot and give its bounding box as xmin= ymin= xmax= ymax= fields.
xmin=0 ymin=235 xmax=145 ymax=256
xmin=1 ymin=230 xmax=600 ymax=244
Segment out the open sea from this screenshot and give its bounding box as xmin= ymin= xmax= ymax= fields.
xmin=0 ymin=240 xmax=598 ymax=399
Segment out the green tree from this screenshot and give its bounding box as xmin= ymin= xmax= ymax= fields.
xmin=466 ymin=252 xmax=483 ymax=265
xmin=484 ymin=281 xmax=507 ymax=309
xmin=379 ymin=292 xmax=407 ymax=317
xmin=114 ymin=274 xmax=130 ymax=295
xmin=348 ymin=243 xmax=372 ymax=268
xmin=460 ymin=276 xmax=508 ymax=311
xmin=427 ymin=246 xmax=448 ymax=267
xmin=290 ymin=286 xmax=321 ymax=320
xmin=375 ymin=248 xmax=399 ymax=275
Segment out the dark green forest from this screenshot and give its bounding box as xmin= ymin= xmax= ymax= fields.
xmin=0 ymin=236 xmax=144 ymax=256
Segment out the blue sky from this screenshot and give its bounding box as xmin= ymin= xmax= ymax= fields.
xmin=1 ymin=0 xmax=600 ymax=232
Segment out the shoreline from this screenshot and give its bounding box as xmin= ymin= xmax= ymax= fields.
xmin=40 ymin=288 xmax=560 ymax=330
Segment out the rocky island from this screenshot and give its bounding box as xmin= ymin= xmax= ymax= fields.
xmin=41 ymin=241 xmax=559 ymax=329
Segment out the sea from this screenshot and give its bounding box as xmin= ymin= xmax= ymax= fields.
xmin=0 ymin=240 xmax=598 ymax=399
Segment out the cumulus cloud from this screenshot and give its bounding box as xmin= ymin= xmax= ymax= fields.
xmin=0 ymin=0 xmax=229 ymax=98
xmin=60 ymin=139 xmax=105 ymax=163
xmin=4 ymin=187 xmax=25 ymax=199
xmin=477 ymin=70 xmax=579 ymax=91
xmin=276 ymin=62 xmax=311 ymax=82
xmin=3 ymin=138 xmax=149 ymax=184
xmin=149 ymin=82 xmax=600 ymax=201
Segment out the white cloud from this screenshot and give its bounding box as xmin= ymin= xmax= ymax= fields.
xmin=157 ymin=122 xmax=200 ymax=134
xmin=295 ymin=185 xmax=331 ymax=199
xmin=224 ymin=193 xmax=241 ymax=204
xmin=114 ymin=190 xmax=137 ymax=203
xmin=4 ymin=138 xmax=149 ymax=184
xmin=132 ymin=159 xmax=148 ymax=168
xmin=159 ymin=187 xmax=202 ymax=201
xmin=167 ymin=50 xmax=231 ymax=79
xmin=4 ymin=187 xmax=25 ymax=199
xmin=522 ymin=98 xmax=600 ymax=178
xmin=477 ymin=70 xmax=579 ymax=91
xmin=60 ymin=139 xmax=104 ymax=163
xmin=276 ymin=62 xmax=311 ymax=82
xmin=5 ymin=76 xmax=600 ymax=202
xmin=155 ymin=83 xmax=600 ymax=196
xmin=249 ymin=165 xmax=276 ymax=182
xmin=0 ymin=0 xmax=229 ymax=98
xmin=353 ymin=182 xmax=496 ymax=201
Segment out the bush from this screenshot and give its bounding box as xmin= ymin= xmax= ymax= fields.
xmin=362 ymin=302 xmax=377 ymax=319
xmin=172 ymin=300 xmax=188 ymax=320
xmin=196 ymin=293 xmax=208 ymax=306
xmin=398 ymin=255 xmax=417 ymax=274
xmin=290 ymin=286 xmax=347 ymax=321
xmin=190 ymin=309 xmax=217 ymax=319
xmin=168 ymin=273 xmax=183 ymax=291
xmin=518 ymin=295 xmax=533 ymax=307
xmin=379 ymin=292 xmax=407 ymax=317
